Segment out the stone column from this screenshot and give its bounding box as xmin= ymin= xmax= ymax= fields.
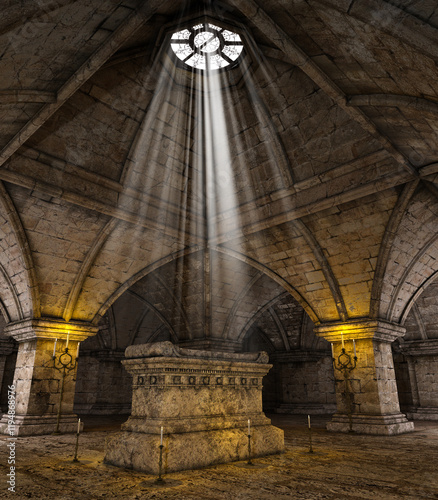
xmin=0 ymin=319 xmax=98 ymax=436
xmin=399 ymin=339 xmax=438 ymax=420
xmin=273 ymin=350 xmax=336 ymax=415
xmin=89 ymin=350 xmax=132 ymax=415
xmin=315 ymin=320 xmax=414 ymax=435
xmin=0 ymin=338 xmax=16 ymax=393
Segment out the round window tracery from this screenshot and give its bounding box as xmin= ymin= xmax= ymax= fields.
xmin=170 ymin=22 xmax=244 ymax=71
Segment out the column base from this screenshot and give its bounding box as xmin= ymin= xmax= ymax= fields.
xmin=88 ymin=403 xmax=131 ymax=415
xmin=327 ymin=413 xmax=414 ymax=435
xmin=0 ymin=414 xmax=83 ymax=436
xmin=104 ymin=425 xmax=284 ymax=474
xmin=407 ymin=407 xmax=438 ymax=420
xmin=276 ymin=403 xmax=336 ymax=415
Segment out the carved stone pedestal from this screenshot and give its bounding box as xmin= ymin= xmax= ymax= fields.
xmin=104 ymin=342 xmax=284 ymax=473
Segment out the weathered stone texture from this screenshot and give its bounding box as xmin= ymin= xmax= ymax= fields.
xmin=0 ymin=210 xmax=32 ymax=319
xmin=104 ymin=343 xmax=284 ymax=472
xmin=2 ymin=0 xmax=438 ymax=441
xmin=415 ymin=356 xmax=438 ymax=408
xmin=224 ymin=221 xmax=339 ymax=321
xmin=380 ymin=189 xmax=438 ymax=321
xmin=7 ymin=184 xmax=111 ymax=318
xmin=277 ymin=356 xmax=336 ymax=412
xmin=303 ymin=191 xmax=398 ymax=318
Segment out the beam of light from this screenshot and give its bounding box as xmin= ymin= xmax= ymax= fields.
xmin=106 ymin=1 xmax=304 ymax=346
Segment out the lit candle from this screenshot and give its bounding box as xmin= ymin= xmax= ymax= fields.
xmin=160 ymin=426 xmax=163 ymax=445
xmin=66 ymin=331 xmax=70 ymax=349
xmin=308 ymin=415 xmax=311 ymax=429
xmin=331 ymin=343 xmax=334 ymax=357
xmin=77 ymin=418 xmax=81 ymax=434
xmin=77 ymin=342 xmax=80 ymax=358
xmin=353 ymin=339 xmax=357 ymax=357
xmin=341 ymin=332 xmax=345 ymax=349
xmin=53 ymin=338 xmax=57 ymax=357
xmin=248 ymin=419 xmax=251 ymax=436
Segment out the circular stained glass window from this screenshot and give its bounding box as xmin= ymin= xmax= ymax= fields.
xmin=170 ymin=22 xmax=244 ymax=71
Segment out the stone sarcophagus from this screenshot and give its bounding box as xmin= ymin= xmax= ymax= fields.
xmin=104 ymin=342 xmax=284 ymax=473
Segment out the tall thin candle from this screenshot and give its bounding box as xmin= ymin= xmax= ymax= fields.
xmin=341 ymin=332 xmax=345 ymax=348
xmin=308 ymin=415 xmax=311 ymax=429
xmin=353 ymin=339 xmax=356 ymax=357
xmin=160 ymin=426 xmax=163 ymax=445
xmin=77 ymin=418 xmax=81 ymax=434
xmin=66 ymin=331 xmax=70 ymax=349
xmin=331 ymin=343 xmax=334 ymax=357
xmin=53 ymin=338 xmax=57 ymax=357
xmin=248 ymin=419 xmax=251 ymax=436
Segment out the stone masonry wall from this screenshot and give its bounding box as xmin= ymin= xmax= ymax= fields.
xmin=277 ymin=356 xmax=336 ymax=413
xmin=415 ymin=355 xmax=438 ymax=408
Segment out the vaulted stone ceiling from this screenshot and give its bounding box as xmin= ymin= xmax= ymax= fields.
xmin=0 ymin=0 xmax=437 ymax=341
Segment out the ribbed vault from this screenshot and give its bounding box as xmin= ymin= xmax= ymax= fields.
xmin=0 ymin=0 xmax=436 ymax=341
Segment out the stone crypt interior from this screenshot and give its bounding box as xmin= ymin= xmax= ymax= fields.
xmin=1 ymin=0 xmax=438 ymax=498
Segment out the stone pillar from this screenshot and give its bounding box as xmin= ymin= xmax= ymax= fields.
xmin=0 ymin=339 xmax=16 ymax=393
xmin=273 ymin=350 xmax=336 ymax=415
xmin=399 ymin=339 xmax=438 ymax=420
xmin=105 ymin=342 xmax=284 ymax=473
xmin=0 ymin=319 xmax=98 ymax=436
xmin=89 ymin=350 xmax=132 ymax=415
xmin=315 ymin=320 xmax=414 ymax=435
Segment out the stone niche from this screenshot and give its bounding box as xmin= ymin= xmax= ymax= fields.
xmin=104 ymin=342 xmax=284 ymax=473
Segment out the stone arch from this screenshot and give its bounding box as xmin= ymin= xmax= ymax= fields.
xmin=375 ymin=183 xmax=438 ymax=324
xmin=0 ymin=182 xmax=39 ymax=321
xmin=214 ymin=245 xmax=320 ymax=325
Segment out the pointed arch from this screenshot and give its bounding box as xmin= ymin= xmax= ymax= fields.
xmin=214 ymin=245 xmax=320 ymax=324
xmin=63 ymin=218 xmax=119 ymax=322
xmin=0 ymin=181 xmax=40 ymax=319
xmin=370 ymin=180 xmax=420 ymax=318
xmin=292 ymin=219 xmax=348 ymax=321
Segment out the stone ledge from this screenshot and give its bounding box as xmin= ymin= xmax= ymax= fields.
xmin=4 ymin=318 xmax=98 ymax=343
xmin=124 ymin=341 xmax=269 ymax=363
xmin=104 ymin=425 xmax=284 ymax=474
xmin=407 ymin=407 xmax=438 ymax=420
xmin=327 ymin=413 xmax=414 ymax=435
xmin=315 ymin=319 xmax=406 ymax=343
xmin=399 ymin=339 xmax=438 ymax=356
xmin=276 ymin=403 xmax=337 ymax=415
xmin=0 ymin=414 xmax=83 ymax=436
xmin=122 ymin=414 xmax=272 ymax=433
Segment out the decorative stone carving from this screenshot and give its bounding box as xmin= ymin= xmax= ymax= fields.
xmin=104 ymin=342 xmax=284 ymax=473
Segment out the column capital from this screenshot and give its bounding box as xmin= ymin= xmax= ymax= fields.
xmin=314 ymin=319 xmax=406 ymax=343
xmin=3 ymin=318 xmax=98 ymax=343
xmin=399 ymin=339 xmax=438 ymax=356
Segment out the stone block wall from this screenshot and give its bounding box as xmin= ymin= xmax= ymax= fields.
xmin=73 ymin=354 xmax=100 ymax=414
xmin=393 ymin=351 xmax=414 ymax=410
xmin=74 ymin=351 xmax=132 ymax=415
xmin=0 ymin=349 xmax=17 ymax=413
xmin=415 ymin=355 xmax=438 ymax=408
xmin=275 ymin=354 xmax=336 ymax=414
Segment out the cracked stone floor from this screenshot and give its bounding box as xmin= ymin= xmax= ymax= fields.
xmin=0 ymin=415 xmax=437 ymax=499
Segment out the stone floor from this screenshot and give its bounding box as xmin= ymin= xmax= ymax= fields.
xmin=1 ymin=414 xmax=437 ymax=499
